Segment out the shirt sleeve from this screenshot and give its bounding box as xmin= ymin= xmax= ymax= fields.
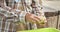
xmin=19 ymin=11 xmax=27 ymax=23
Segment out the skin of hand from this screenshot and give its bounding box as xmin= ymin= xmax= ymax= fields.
xmin=25 ymin=13 xmax=47 ymax=27
xmin=25 ymin=13 xmax=40 ymax=24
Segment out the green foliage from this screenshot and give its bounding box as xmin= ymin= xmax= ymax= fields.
xmin=17 ymin=28 xmax=60 ymax=32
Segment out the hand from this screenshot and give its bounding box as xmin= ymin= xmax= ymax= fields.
xmin=25 ymin=13 xmax=40 ymax=24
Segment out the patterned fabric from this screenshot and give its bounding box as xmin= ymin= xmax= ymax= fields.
xmin=0 ymin=8 xmax=17 ymax=32
xmin=19 ymin=11 xmax=27 ymax=23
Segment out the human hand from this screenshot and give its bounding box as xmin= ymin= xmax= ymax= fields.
xmin=25 ymin=13 xmax=40 ymax=24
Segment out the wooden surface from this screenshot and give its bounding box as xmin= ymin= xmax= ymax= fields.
xmin=45 ymin=12 xmax=58 ymax=28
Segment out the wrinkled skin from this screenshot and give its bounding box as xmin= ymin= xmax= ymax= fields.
xmin=26 ymin=13 xmax=40 ymax=24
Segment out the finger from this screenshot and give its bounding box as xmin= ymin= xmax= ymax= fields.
xmin=31 ymin=14 xmax=40 ymax=20
xmin=31 ymin=16 xmax=40 ymax=22
xmin=27 ymin=18 xmax=36 ymax=23
xmin=34 ymin=16 xmax=40 ymax=20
